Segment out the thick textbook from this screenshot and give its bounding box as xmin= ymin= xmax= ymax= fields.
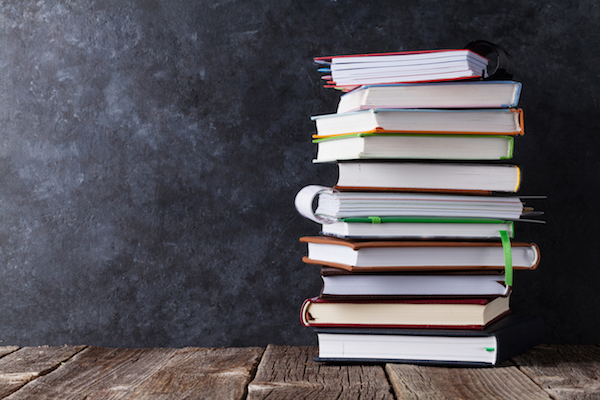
xmin=314 ymin=49 xmax=488 ymax=89
xmin=300 ymin=295 xmax=511 ymax=329
xmin=334 ymin=162 xmax=521 ymax=194
xmin=336 ymin=81 xmax=522 ymax=113
xmin=313 ymin=314 xmax=544 ymax=366
xmin=300 ymin=236 xmax=541 ymax=272
xmin=319 ymin=267 xmax=510 ymax=298
xmin=311 ymin=108 xmax=524 ymax=138
xmin=313 ymin=133 xmax=514 ymax=162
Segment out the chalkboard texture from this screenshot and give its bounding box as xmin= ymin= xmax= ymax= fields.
xmin=0 ymin=1 xmax=598 ymax=347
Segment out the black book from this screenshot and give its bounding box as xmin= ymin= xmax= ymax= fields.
xmin=313 ymin=314 xmax=543 ymax=367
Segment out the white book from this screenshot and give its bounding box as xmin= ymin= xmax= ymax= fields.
xmin=320 ymin=218 xmax=514 ymax=240
xmin=335 ymin=162 xmax=521 ymax=193
xmin=336 ymin=81 xmax=522 ymax=113
xmin=318 ymin=49 xmax=489 ymax=87
xmin=313 ymin=314 xmax=544 ymax=366
xmin=311 ymin=188 xmax=526 ymax=220
xmin=313 ymin=133 xmax=514 ymax=162
xmin=300 ymin=236 xmax=541 ymax=272
xmin=311 ymin=108 xmax=524 ymax=137
xmin=320 ymin=270 xmax=510 ymax=297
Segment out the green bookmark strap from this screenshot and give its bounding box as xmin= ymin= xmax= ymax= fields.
xmin=368 ymin=216 xmax=382 ymax=223
xmin=499 ymin=230 xmax=513 ymax=286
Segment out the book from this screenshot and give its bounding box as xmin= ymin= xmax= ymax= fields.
xmin=311 ymin=108 xmax=524 ymax=138
xmin=313 ymin=314 xmax=544 ymax=366
xmin=334 ymin=162 xmax=521 ymax=193
xmin=319 ymin=217 xmax=514 ymax=240
xmin=336 ymin=81 xmax=522 ymax=113
xmin=300 ymin=295 xmax=511 ymax=329
xmin=296 ymin=186 xmax=529 ymax=221
xmin=314 ymin=49 xmax=489 ymax=90
xmin=300 ymin=236 xmax=541 ymax=272
xmin=313 ymin=133 xmax=514 ymax=162
xmin=319 ymin=267 xmax=510 ymax=298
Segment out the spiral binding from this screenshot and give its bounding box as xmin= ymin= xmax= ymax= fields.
xmin=466 ymin=40 xmax=515 ymax=80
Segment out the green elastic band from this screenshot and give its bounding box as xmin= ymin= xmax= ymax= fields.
xmin=368 ymin=216 xmax=382 ymax=223
xmin=485 ymin=347 xmax=495 ymax=352
xmin=499 ymin=230 xmax=513 ymax=286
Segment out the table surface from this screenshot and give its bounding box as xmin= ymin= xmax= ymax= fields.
xmin=0 ymin=344 xmax=597 ymax=399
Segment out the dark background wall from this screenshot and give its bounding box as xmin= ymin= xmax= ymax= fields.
xmin=0 ymin=0 xmax=597 ymax=348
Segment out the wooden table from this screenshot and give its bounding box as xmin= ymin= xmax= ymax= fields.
xmin=0 ymin=344 xmax=597 ymax=399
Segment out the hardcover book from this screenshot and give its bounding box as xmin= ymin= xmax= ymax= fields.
xmin=311 ymin=108 xmax=524 ymax=138
xmin=334 ymin=162 xmax=521 ymax=194
xmin=300 ymin=295 xmax=511 ymax=330
xmin=300 ymin=236 xmax=541 ymax=272
xmin=318 ymin=267 xmax=511 ymax=298
xmin=313 ymin=133 xmax=515 ymax=162
xmin=313 ymin=314 xmax=544 ymax=366
xmin=336 ymin=81 xmax=522 ymax=113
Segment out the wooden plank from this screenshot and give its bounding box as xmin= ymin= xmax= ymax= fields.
xmin=247 ymin=345 xmax=394 ymax=400
xmin=0 ymin=348 xmax=19 ymax=359
xmin=5 ymin=346 xmax=263 ymax=400
xmin=386 ymin=361 xmax=553 ymax=400
xmin=512 ymin=344 xmax=600 ymax=399
xmin=127 ymin=346 xmax=264 ymax=399
xmin=3 ymin=347 xmax=179 ymax=399
xmin=0 ymin=345 xmax=86 ymax=398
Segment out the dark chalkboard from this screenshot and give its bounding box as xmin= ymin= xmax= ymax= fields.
xmin=0 ymin=0 xmax=597 ymax=347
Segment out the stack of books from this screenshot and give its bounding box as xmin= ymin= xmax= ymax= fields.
xmin=295 ymin=48 xmax=544 ymax=367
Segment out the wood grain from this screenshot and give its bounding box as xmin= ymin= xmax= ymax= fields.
xmin=247 ymin=345 xmax=394 ymax=400
xmin=4 ymin=347 xmax=179 ymax=399
xmin=127 ymin=346 xmax=264 ymax=399
xmin=0 ymin=348 xmax=19 ymax=359
xmin=0 ymin=346 xmax=86 ymax=398
xmin=4 ymin=346 xmax=263 ymax=400
xmin=512 ymin=344 xmax=600 ymax=399
xmin=386 ymin=362 xmax=552 ymax=400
